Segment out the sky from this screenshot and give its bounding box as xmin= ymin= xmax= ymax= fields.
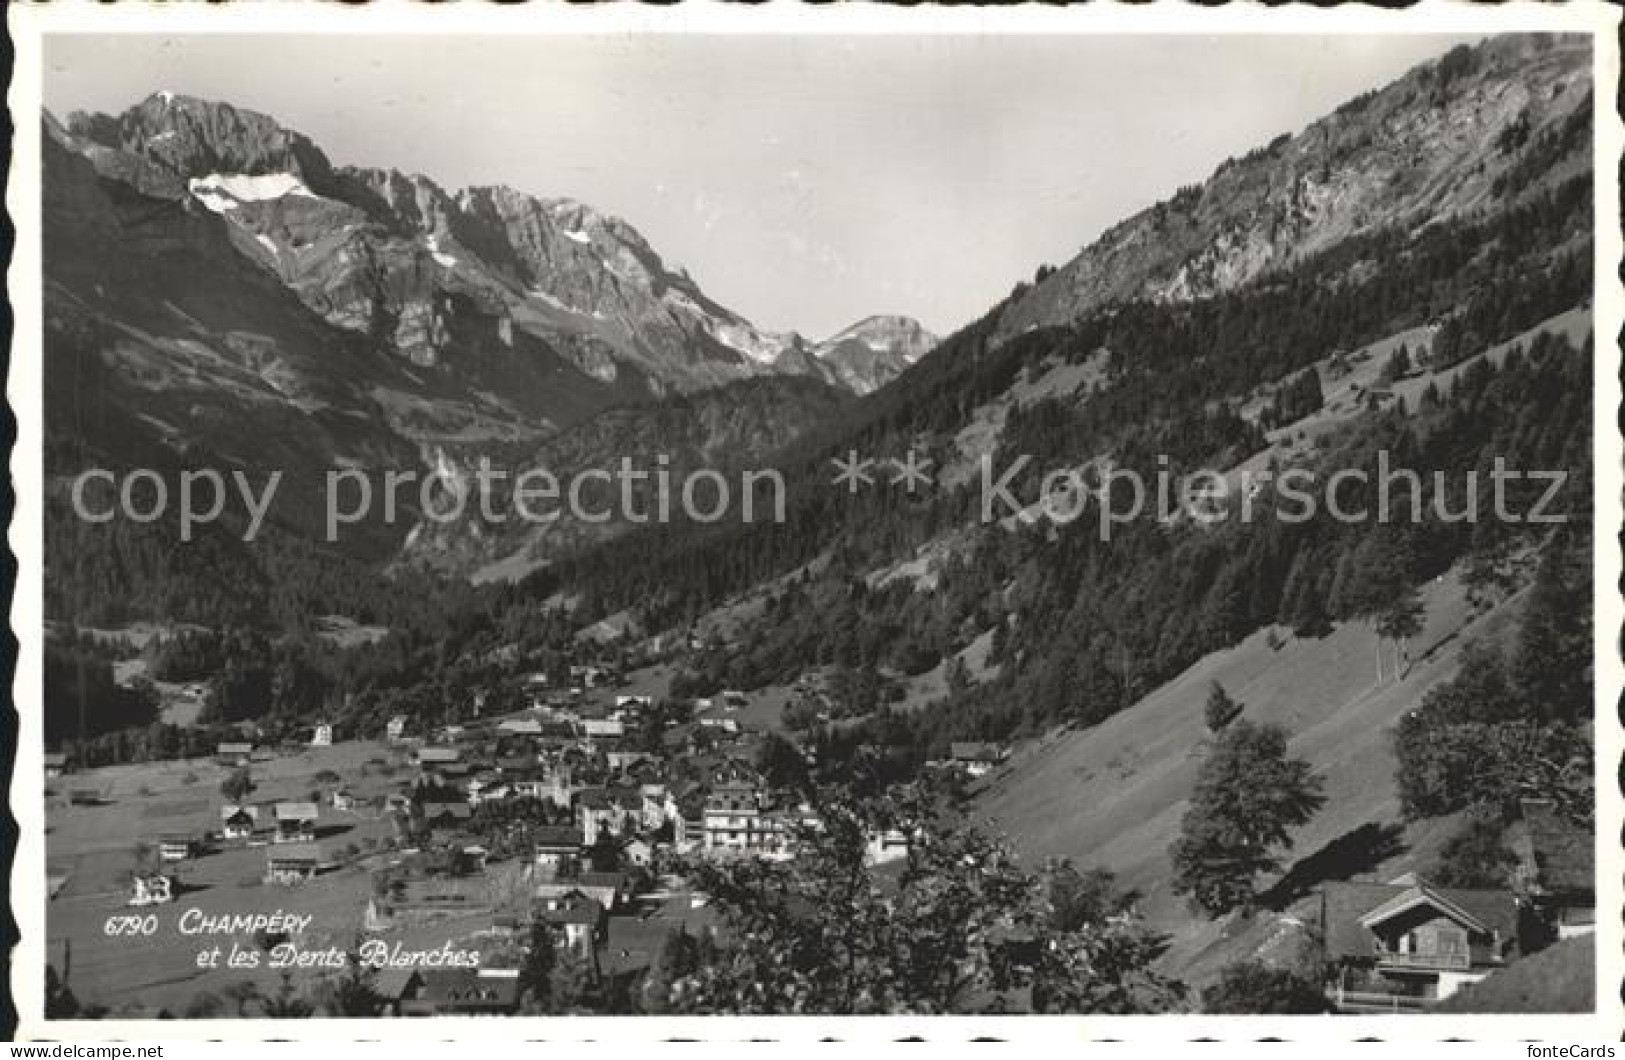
xmin=44 ymin=33 xmax=1480 ymax=338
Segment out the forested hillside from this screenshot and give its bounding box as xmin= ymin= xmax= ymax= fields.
xmin=45 ymin=35 xmax=1596 ymax=790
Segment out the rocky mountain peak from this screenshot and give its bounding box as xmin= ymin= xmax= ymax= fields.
xmin=995 ymin=34 xmax=1592 ymax=342
xmin=810 ymin=314 xmax=940 ymax=393
xmin=52 ymin=90 xmax=942 ymax=401
xmin=66 ymin=93 xmax=338 ymax=198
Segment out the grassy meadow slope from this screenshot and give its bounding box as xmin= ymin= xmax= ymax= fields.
xmin=1434 ymin=933 xmax=1595 ymax=1013
xmin=974 ymin=566 xmax=1529 ymax=980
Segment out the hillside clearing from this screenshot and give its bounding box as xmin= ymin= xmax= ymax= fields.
xmin=974 ymin=566 xmax=1527 ymax=981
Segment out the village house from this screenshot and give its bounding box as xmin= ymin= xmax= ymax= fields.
xmin=264 ymin=842 xmax=322 ymax=886
xmin=496 ymin=754 xmax=539 ymax=777
xmin=273 ymin=801 xmax=319 ymax=843
xmin=696 ymin=710 xmax=740 ymax=735
xmin=701 ymin=782 xmax=768 ymax=856
xmin=1319 ymin=876 xmax=1518 ymax=1010
xmin=581 ymin=716 xmax=626 ymax=740
xmin=398 ymin=968 xmax=521 ymax=1017
xmin=498 ymin=717 xmax=545 ymax=737
xmin=534 ymin=870 xmax=629 ymax=913
xmin=537 ymin=889 xmax=607 ymax=959
xmin=532 ymin=825 xmax=585 ymax=879
xmin=577 ymin=787 xmax=643 ymax=845
xmin=639 ymin=784 xmax=678 ymax=831
xmin=416 ymin=745 xmax=462 ymax=768
xmin=605 ymin=746 xmax=652 ymax=772
xmin=219 ymin=804 xmax=259 ymax=840
xmin=1510 ymin=798 xmax=1595 ymax=941
xmin=700 ymin=782 xmax=817 ymax=860
xmin=576 ymin=870 xmax=632 ymax=910
xmin=386 ymin=715 xmax=409 ymax=742
xmin=514 ymin=770 xmax=574 ymax=808
xmin=215 ymin=741 xmax=254 ymax=767
xmin=157 ymin=833 xmax=197 ymax=862
xmin=466 ymin=775 xmax=509 ymax=806
xmin=569 ymin=663 xmax=610 ymax=689
xmin=44 ymin=752 xmax=68 ymax=780
xmin=865 ymin=828 xmax=912 ymax=866
xmin=331 ymin=788 xmax=356 ymax=811
xmin=947 ymin=742 xmax=1007 ymax=778
xmin=420 ymin=800 xmax=474 ymax=838
xmin=310 ymin=722 xmax=334 ymax=747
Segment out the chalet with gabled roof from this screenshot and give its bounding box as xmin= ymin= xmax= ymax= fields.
xmin=576 ymin=786 xmax=642 ymax=845
xmin=948 ymin=742 xmax=1007 ymax=778
xmin=533 ymin=825 xmax=585 ymax=878
xmin=398 ymin=969 xmax=521 ymax=1017
xmin=534 ymin=870 xmax=628 ymax=914
xmin=216 ymin=741 xmax=254 ymax=767
xmin=220 ymin=804 xmax=259 ymax=840
xmin=537 ymin=888 xmax=608 ymax=958
xmin=265 ymin=842 xmax=322 ymax=886
xmin=416 ymin=746 xmax=462 ymax=768
xmin=1320 ymin=876 xmax=1517 ymax=1009
xmin=273 ymin=801 xmax=319 ymax=843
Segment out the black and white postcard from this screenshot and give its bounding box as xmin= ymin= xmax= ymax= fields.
xmin=6 ymin=1 xmax=1622 ymax=1042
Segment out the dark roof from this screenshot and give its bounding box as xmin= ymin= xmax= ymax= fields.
xmin=676 ymin=790 xmax=709 ymax=819
xmin=1320 ymin=880 xmax=1518 ymax=961
xmin=1518 ymin=799 xmax=1594 ymax=895
xmin=575 ymin=871 xmax=627 ymax=890
xmin=422 ymin=801 xmax=473 ymax=820
xmin=539 ymin=890 xmax=607 ymax=926
xmin=403 ymin=970 xmax=521 ymax=1008
xmin=950 ymin=742 xmax=1003 ymax=762
xmin=533 ymin=825 xmax=584 ymax=850
xmin=577 ymin=787 xmax=641 ymax=811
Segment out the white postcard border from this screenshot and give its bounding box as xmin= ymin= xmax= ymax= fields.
xmin=7 ymin=0 xmax=1622 ymax=1041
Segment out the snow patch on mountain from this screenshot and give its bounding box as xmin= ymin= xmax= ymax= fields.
xmin=712 ymin=320 xmax=793 ymax=365
xmin=188 ymin=171 xmax=316 ymax=213
xmin=425 ymin=235 xmax=459 ymax=269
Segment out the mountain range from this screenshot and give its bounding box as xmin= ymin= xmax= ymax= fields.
xmin=43 ymin=92 xmax=936 ymax=567
xmin=57 ymin=92 xmax=937 ymax=398
xmin=40 ymin=32 xmax=1599 ymax=1006
xmin=43 ymin=34 xmax=1591 ymax=601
